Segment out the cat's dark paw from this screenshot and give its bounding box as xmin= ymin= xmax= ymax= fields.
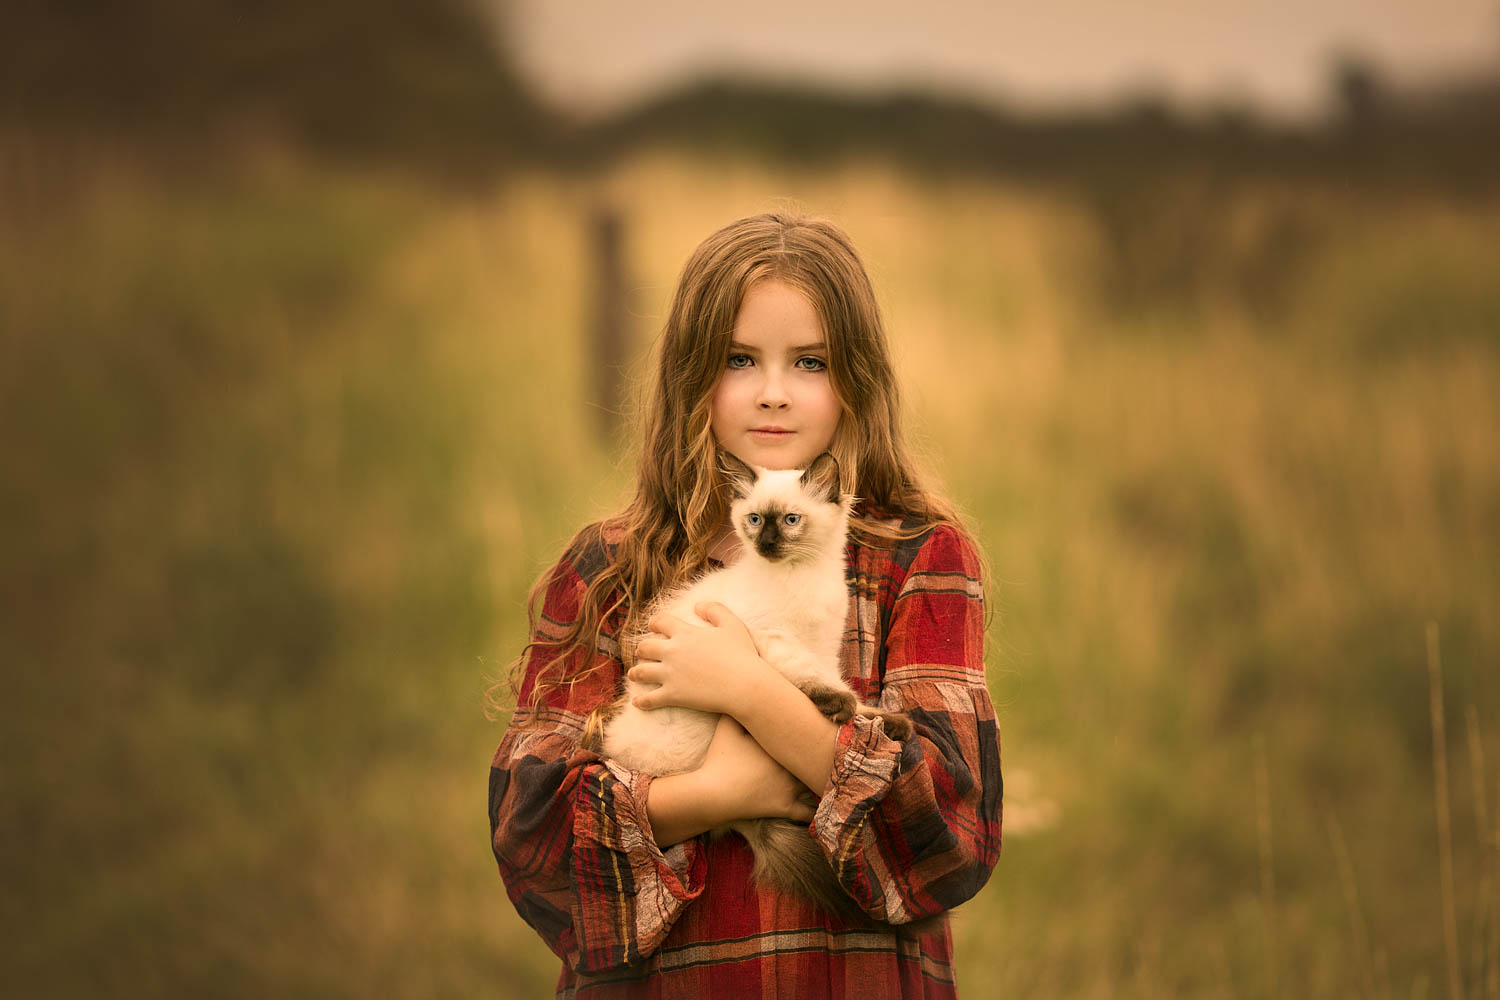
xmin=876 ymin=711 xmax=913 ymax=741
xmin=800 ymin=683 xmax=857 ymax=723
xmin=855 ymin=706 xmax=913 ymax=741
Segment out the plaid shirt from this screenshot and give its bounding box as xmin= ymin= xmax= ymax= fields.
xmin=489 ymin=514 xmax=1002 ymax=998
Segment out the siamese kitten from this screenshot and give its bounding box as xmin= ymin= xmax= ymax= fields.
xmin=601 ymin=452 xmax=912 ymax=919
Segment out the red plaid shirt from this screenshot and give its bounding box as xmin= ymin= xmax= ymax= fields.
xmin=489 ymin=513 xmax=1002 ymax=998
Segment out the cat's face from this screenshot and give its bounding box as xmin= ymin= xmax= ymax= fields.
xmin=725 ymin=452 xmax=847 ymax=564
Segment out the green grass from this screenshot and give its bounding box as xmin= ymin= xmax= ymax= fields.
xmin=3 ymin=139 xmax=1497 ymax=997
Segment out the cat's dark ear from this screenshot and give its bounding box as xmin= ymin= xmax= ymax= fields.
xmin=800 ymin=452 xmax=841 ymax=504
xmin=719 ymin=451 xmax=758 ymax=497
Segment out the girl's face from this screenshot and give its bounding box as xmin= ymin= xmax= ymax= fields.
xmin=710 ymin=280 xmax=842 ymax=472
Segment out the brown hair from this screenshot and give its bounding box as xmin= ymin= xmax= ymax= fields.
xmin=497 ymin=213 xmax=970 ymax=713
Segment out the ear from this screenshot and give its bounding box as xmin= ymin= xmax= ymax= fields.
xmin=799 ymin=452 xmax=841 ymax=504
xmin=718 ymin=451 xmax=758 ymax=497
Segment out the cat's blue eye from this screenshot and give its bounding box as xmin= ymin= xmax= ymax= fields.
xmin=795 ymin=356 xmax=827 ymax=372
xmin=727 ymin=354 xmax=754 ymax=369
xmin=747 ymin=513 xmax=762 ymax=526
xmin=783 ymin=513 xmax=801 ymax=526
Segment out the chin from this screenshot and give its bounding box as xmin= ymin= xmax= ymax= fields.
xmin=744 ymin=452 xmax=801 ymax=472
xmin=728 ymin=438 xmax=823 ymax=472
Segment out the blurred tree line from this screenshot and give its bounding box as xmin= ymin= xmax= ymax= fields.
xmin=5 ymin=0 xmax=1497 ymax=186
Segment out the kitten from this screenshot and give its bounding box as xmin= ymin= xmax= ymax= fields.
xmin=600 ymin=451 xmax=912 ymax=919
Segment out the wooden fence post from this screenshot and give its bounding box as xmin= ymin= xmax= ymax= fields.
xmin=589 ymin=207 xmax=627 ymax=442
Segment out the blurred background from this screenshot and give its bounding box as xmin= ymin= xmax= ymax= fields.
xmin=3 ymin=1 xmax=1498 ymax=996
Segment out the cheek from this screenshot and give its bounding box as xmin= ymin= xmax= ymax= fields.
xmin=804 ymin=384 xmax=842 ymax=441
xmin=709 ymin=378 xmax=742 ymax=437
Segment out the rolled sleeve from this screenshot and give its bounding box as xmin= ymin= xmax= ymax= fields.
xmin=490 ymin=534 xmax=708 ymax=975
xmin=810 ymin=525 xmax=1003 ymax=923
xmin=570 ymin=761 xmax=707 ymax=970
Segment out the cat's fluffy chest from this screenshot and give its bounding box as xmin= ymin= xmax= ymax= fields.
xmin=668 ymin=551 xmax=848 ymax=661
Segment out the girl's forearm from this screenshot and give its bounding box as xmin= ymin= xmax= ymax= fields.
xmin=644 ymin=770 xmax=719 ymax=847
xmin=732 ymin=671 xmax=839 ymax=797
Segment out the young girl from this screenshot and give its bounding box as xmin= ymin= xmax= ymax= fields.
xmin=488 ymin=213 xmax=1002 ymax=998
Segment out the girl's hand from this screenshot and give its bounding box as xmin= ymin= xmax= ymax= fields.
xmin=630 ymin=602 xmax=771 ymax=717
xmin=697 ymin=714 xmax=818 ymax=824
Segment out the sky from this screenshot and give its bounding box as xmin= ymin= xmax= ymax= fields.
xmin=490 ymin=0 xmax=1500 ymax=122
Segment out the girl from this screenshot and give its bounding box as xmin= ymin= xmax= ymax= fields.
xmin=488 ymin=213 xmax=1002 ymax=998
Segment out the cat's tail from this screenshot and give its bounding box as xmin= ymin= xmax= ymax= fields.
xmin=732 ymin=818 xmax=872 ymax=924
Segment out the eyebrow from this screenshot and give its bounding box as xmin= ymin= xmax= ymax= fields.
xmin=729 ymin=341 xmax=828 ymax=353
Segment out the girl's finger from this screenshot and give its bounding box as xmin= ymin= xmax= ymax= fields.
xmin=628 ymin=663 xmax=662 ymax=685
xmin=635 ymin=635 xmax=665 ymax=661
xmin=647 ymin=612 xmax=688 ymax=637
xmin=694 ymin=601 xmax=736 ymax=627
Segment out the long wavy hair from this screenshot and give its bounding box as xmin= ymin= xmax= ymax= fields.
xmin=499 ymin=212 xmax=970 ymax=713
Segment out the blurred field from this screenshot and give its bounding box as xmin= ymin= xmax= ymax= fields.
xmin=3 ymin=138 xmax=1498 ymax=997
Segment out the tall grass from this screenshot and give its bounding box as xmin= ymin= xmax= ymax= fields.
xmin=2 ymin=137 xmax=1497 ymax=996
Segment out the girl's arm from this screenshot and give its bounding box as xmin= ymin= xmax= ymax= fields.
xmin=645 ymin=714 xmax=816 ymax=846
xmin=489 ymin=540 xmax=706 ymax=975
xmin=807 ymin=524 xmax=1002 ymax=923
xmin=721 ymin=664 xmax=839 ymax=794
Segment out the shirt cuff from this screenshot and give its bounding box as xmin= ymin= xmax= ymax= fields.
xmin=571 ymin=761 xmax=706 ymax=969
xmin=812 ymin=713 xmax=904 ymax=853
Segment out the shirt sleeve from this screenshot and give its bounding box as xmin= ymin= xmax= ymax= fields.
xmin=810 ymin=524 xmax=1003 ymax=923
xmin=488 ymin=547 xmax=707 ymax=974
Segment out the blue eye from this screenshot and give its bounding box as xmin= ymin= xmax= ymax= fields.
xmin=795 ymin=356 xmax=827 ymax=372
xmin=727 ymin=354 xmax=754 ymax=369
xmin=783 ymin=513 xmax=801 ymax=525
xmin=747 ymin=513 xmax=762 ymax=526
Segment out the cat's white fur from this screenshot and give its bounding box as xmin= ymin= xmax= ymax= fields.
xmin=602 ymin=457 xmax=854 ymax=776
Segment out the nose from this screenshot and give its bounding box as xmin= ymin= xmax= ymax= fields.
xmin=756 ymin=368 xmax=789 ymax=410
